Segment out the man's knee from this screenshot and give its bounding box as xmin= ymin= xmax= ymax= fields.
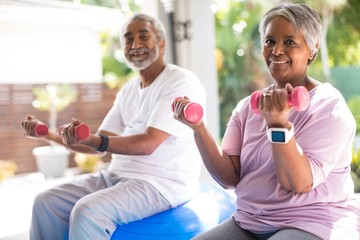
xmin=70 ymin=197 xmax=93 ymax=222
xmin=33 ymin=190 xmax=57 ymax=210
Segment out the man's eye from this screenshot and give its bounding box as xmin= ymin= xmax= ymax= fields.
xmin=264 ymin=39 xmax=274 ymax=45
xmin=140 ymin=35 xmax=148 ymax=40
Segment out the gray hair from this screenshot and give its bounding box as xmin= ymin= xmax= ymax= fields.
xmin=120 ymin=13 xmax=166 ymax=47
xmin=259 ymin=2 xmax=322 ymax=64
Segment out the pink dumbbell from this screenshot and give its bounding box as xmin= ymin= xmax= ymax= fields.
xmin=59 ymin=123 xmax=90 ymax=140
xmin=172 ymin=97 xmax=204 ymax=123
xmin=250 ymin=86 xmax=309 ymax=113
xmin=34 ymin=123 xmax=49 ymax=136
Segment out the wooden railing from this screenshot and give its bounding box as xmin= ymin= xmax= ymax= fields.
xmin=0 ymin=83 xmax=116 ymax=174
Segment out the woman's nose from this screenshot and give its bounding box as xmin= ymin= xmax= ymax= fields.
xmin=272 ymin=43 xmax=284 ymax=55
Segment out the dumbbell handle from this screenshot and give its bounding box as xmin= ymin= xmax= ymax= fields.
xmin=172 ymin=98 xmax=204 ymax=123
xmin=250 ymin=86 xmax=309 ymax=113
xmin=59 ymin=123 xmax=90 ymax=140
xmin=34 ymin=123 xmax=49 ymax=136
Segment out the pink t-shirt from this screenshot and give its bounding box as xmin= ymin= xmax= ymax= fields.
xmin=221 ymin=83 xmax=360 ymax=240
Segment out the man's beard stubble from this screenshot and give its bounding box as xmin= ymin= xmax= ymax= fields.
xmin=125 ymin=44 xmax=160 ymax=71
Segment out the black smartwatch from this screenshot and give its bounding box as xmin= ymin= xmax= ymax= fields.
xmin=97 ymin=134 xmax=109 ymax=152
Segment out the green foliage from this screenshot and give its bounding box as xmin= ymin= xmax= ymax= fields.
xmin=101 ymin=32 xmax=133 ymax=90
xmin=347 ymin=96 xmax=360 ymax=135
xmin=351 ymin=147 xmax=360 ymax=192
xmin=214 ymin=0 xmax=360 ymax=135
xmin=328 ymin=4 xmax=360 ymax=67
xmin=0 ymin=160 xmax=17 ymax=182
xmin=32 ymin=85 xmax=77 ymax=112
xmin=307 ymin=59 xmax=326 ymax=82
xmin=348 ymin=95 xmax=360 ymax=192
xmin=290 ymin=0 xmax=360 ymax=67
xmin=352 ymin=148 xmax=360 ymax=173
xmin=103 ymin=56 xmax=130 ymax=77
xmin=214 ymin=1 xmax=271 ymax=135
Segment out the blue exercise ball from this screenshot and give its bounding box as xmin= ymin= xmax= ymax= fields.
xmin=111 ymin=183 xmax=236 ymax=240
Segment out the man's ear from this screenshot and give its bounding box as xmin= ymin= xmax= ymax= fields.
xmin=159 ymin=39 xmax=166 ymax=56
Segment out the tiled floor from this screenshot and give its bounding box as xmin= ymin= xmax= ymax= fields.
xmin=0 ymin=170 xmax=80 ymax=240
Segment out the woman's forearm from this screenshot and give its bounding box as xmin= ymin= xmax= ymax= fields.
xmin=193 ymin=122 xmax=240 ymax=189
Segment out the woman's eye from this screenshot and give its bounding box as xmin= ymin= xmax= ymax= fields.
xmin=285 ymin=39 xmax=295 ymax=45
xmin=264 ymin=39 xmax=274 ymax=45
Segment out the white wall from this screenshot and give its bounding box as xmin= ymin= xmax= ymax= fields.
xmin=0 ymin=23 xmax=102 ymax=84
xmin=0 ymin=0 xmax=123 ymax=84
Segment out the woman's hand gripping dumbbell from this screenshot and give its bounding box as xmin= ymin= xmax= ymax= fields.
xmin=172 ymin=97 xmax=203 ymax=124
xmin=250 ymin=85 xmax=310 ymax=113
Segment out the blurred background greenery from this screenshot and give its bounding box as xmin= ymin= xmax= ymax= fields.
xmin=1 ymin=0 xmax=359 ymax=186
xmin=72 ymin=0 xmax=360 ymax=136
xmin=213 ymin=0 xmax=360 ymax=136
xmin=70 ymin=0 xmax=360 ymax=190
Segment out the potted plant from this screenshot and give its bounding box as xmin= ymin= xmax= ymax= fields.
xmin=0 ymin=160 xmax=17 ymax=183
xmin=347 ymin=96 xmax=360 ymax=192
xmin=351 ymin=147 xmax=360 ymax=192
xmin=74 ymin=153 xmax=104 ymax=174
xmin=31 ymin=84 xmax=77 ymax=178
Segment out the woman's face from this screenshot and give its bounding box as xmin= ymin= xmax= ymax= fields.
xmin=262 ymin=16 xmax=313 ymax=87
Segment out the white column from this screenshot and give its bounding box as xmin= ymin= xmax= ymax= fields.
xmin=173 ymin=0 xmax=219 ymax=184
xmin=142 ymin=0 xmax=220 ymax=184
xmin=141 ymin=0 xmax=173 ymax=63
xmin=174 ymin=0 xmax=220 ymax=141
xmin=142 ymin=0 xmax=220 ymax=141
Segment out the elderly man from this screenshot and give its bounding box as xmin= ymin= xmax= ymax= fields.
xmin=22 ymin=13 xmax=206 ymax=240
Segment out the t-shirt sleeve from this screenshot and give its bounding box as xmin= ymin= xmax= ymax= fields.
xmin=148 ymin=70 xmax=206 ymax=139
xmin=299 ymin=115 xmax=355 ymax=189
xmin=98 ymin=91 xmax=125 ymax=135
xmin=221 ymin=99 xmax=248 ymax=156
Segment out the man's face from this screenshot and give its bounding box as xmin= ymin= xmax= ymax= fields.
xmin=122 ymin=20 xmax=164 ymax=70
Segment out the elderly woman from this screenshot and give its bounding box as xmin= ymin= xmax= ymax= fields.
xmin=174 ymin=2 xmax=360 ymax=240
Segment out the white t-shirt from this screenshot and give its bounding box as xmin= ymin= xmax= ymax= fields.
xmin=99 ymin=64 xmax=206 ymax=207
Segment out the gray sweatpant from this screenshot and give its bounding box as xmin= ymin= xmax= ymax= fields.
xmin=30 ymin=170 xmax=170 ymax=240
xmin=192 ymin=218 xmax=322 ymax=240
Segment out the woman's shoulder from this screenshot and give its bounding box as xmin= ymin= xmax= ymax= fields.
xmin=308 ymin=82 xmax=355 ymax=123
xmin=310 ymin=82 xmax=344 ymax=101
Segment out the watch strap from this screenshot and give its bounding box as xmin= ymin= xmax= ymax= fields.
xmin=97 ymin=134 xmax=109 ymax=152
xmin=267 ymin=123 xmax=294 ymax=144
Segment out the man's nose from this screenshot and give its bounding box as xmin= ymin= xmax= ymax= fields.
xmin=131 ymin=38 xmax=142 ymax=49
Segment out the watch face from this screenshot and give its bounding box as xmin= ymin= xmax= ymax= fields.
xmin=271 ymin=131 xmax=286 ymax=142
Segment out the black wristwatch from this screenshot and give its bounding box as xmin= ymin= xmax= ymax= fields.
xmin=97 ymin=134 xmax=109 ymax=152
